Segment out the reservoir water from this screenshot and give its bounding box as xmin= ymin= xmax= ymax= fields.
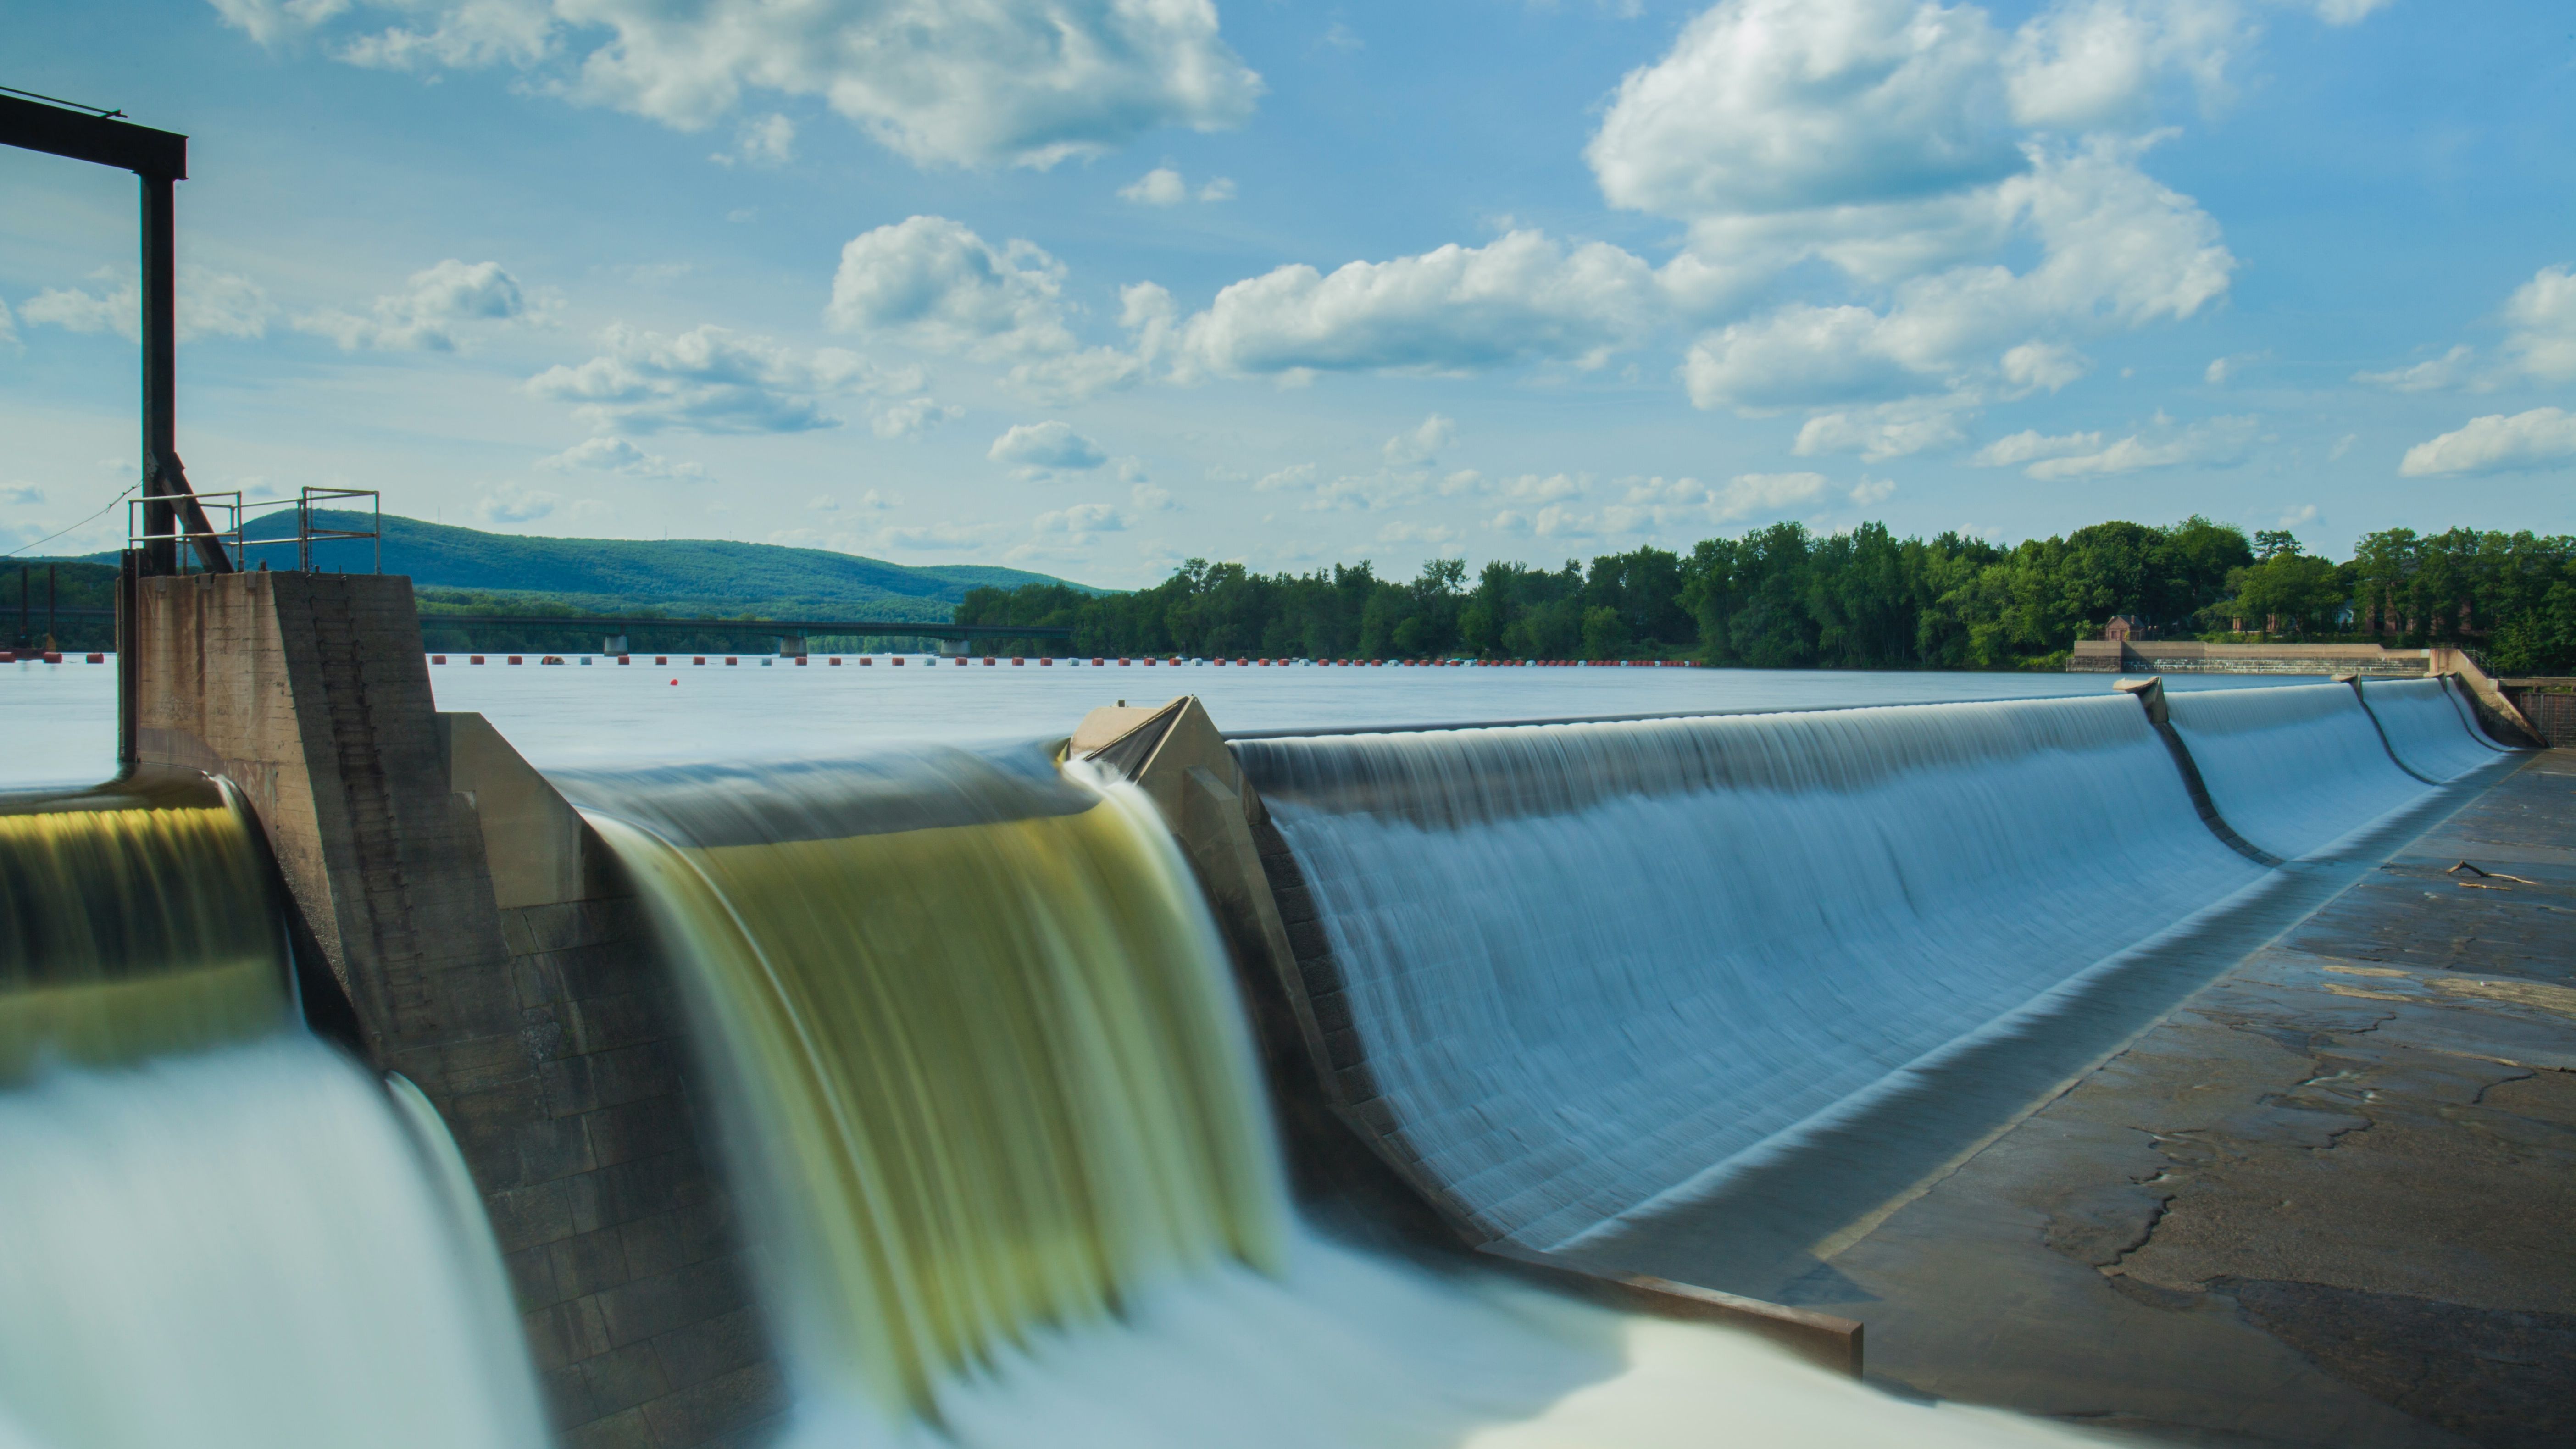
xmin=3 ymin=655 xmax=2316 ymax=790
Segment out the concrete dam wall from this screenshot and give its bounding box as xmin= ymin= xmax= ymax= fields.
xmin=0 ymin=567 xmax=2546 ymax=1447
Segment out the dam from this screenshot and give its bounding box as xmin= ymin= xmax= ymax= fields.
xmin=1 ymin=571 xmax=2568 ymax=1449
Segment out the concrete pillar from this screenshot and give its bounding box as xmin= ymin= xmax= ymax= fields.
xmin=131 ymin=572 xmax=780 ymax=1449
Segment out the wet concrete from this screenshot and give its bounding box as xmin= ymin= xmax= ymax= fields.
xmin=1602 ymin=752 xmax=2576 ymax=1447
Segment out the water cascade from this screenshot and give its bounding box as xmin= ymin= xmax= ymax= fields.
xmin=564 ymin=746 xmax=2101 ymax=1448
xmin=1235 ymin=696 xmax=2282 ymax=1252
xmin=0 ymin=785 xmax=288 ymax=1079
xmin=0 ymin=785 xmax=550 ymax=1449
xmin=2363 ymin=677 xmax=2512 ymax=780
xmin=2163 ymin=684 xmax=2436 ymax=858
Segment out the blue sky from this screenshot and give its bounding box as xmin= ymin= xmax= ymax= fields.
xmin=4 ymin=0 xmax=2571 ymax=587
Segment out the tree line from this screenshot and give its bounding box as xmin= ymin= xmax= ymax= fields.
xmin=954 ymin=518 xmax=2576 ymax=674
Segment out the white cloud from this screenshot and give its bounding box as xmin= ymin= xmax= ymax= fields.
xmin=1252 ymin=463 xmax=1316 ymax=494
xmin=713 ymin=113 xmax=795 ymax=168
xmin=1028 ymin=501 xmax=1125 ymax=541
xmin=1131 ymin=483 xmax=1176 ymax=512
xmin=539 ymin=436 xmax=708 ymax=481
xmin=22 ymin=266 xmax=275 ymax=342
xmin=2001 ymin=340 xmax=2089 ymax=393
xmin=1006 ymin=348 xmax=1145 ymax=405
xmin=2003 ymin=0 xmax=2247 ymax=133
xmin=297 ymin=259 xmax=534 ymax=351
xmin=1679 ymin=138 xmax=2232 ymax=410
xmin=1383 ymin=415 xmax=1455 ymax=466
xmin=1177 ymin=229 xmax=1659 ymax=377
xmin=879 ymin=520 xmax=1005 ymax=552
xmin=1973 ymin=427 xmax=2102 ymax=467
xmin=2354 ymin=344 xmax=2478 ymax=394
xmin=988 ymin=420 xmax=1106 ymax=471
xmin=1712 ymin=471 xmax=1830 ymax=520
xmin=0 ymin=298 xmax=14 ymax=349
xmin=1121 ymin=167 xmax=1188 ymax=205
xmin=1323 ymin=21 xmax=1363 ymax=51
xmin=474 ymin=480 xmax=559 ymax=524
xmin=1975 ymin=412 xmax=2257 ymax=478
xmin=2504 ymin=265 xmax=2576 ymax=383
xmin=827 ymin=216 xmax=1075 ymax=358
xmin=1795 ymin=398 xmax=1972 ymax=460
xmin=2 ymin=485 xmax=42 ymax=505
xmin=1118 ymin=167 xmax=1235 ymax=205
xmin=1588 ymin=0 xmax=2020 ymax=220
xmin=868 ymin=395 xmax=963 ymax=439
xmin=1377 ymin=521 xmax=1462 ymax=546
xmin=527 ymin=323 xmax=904 ymax=433
xmin=217 ymin=0 xmax=1263 ymax=170
xmin=1849 ymin=477 xmax=1898 ymax=506
xmin=2311 ymin=0 xmax=2391 ymax=23
xmin=2398 ymin=408 xmax=2576 ymax=477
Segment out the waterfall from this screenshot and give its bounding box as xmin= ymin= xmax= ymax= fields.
xmin=2163 ymin=683 xmax=2431 ymax=858
xmin=564 ymin=744 xmax=2104 ymax=1448
xmin=0 ymin=793 xmax=289 ymax=1079
xmin=564 ymin=747 xmax=1288 ymax=1418
xmin=2363 ymin=677 xmax=2514 ymax=780
xmin=0 ymin=792 xmax=549 ymax=1449
xmin=1235 ymin=697 xmax=2273 ymax=1250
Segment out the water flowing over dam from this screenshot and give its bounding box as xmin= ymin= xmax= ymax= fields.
xmin=0 ymin=571 xmax=2545 ymax=1449
xmin=556 ymin=747 xmax=2096 ymax=1447
xmin=0 ymin=786 xmax=549 ymax=1449
xmin=1234 ymin=687 xmax=2513 ymax=1254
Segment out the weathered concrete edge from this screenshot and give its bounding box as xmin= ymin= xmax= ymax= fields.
xmin=129 ymin=573 xmax=782 ymax=1449
xmin=1071 ymin=694 xmax=1856 ymax=1368
xmin=1473 ymin=1240 xmax=1863 ymax=1378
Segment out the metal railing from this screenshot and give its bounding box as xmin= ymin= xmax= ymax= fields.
xmin=128 ymin=487 xmax=380 ymax=573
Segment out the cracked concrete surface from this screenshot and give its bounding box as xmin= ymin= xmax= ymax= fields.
xmin=1589 ymin=750 xmax=2576 ymax=1447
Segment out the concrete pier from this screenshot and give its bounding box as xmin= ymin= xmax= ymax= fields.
xmin=129 ymin=572 xmax=781 ymax=1449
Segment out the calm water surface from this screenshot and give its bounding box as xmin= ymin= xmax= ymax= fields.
xmin=0 ymin=655 xmax=2320 ymax=790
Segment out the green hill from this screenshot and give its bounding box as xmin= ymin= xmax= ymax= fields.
xmin=72 ymin=511 xmax=1098 ymax=622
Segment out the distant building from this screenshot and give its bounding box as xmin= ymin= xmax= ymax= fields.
xmin=2104 ymin=616 xmax=2143 ymax=642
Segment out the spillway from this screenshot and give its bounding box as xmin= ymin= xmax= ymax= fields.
xmin=0 ymin=784 xmax=549 ymax=1449
xmin=2160 ymin=681 xmax=2517 ymax=860
xmin=562 ymin=745 xmax=2102 ymax=1447
xmin=1236 ymin=696 xmax=2278 ymax=1250
xmin=2364 ymin=676 xmax=2512 ymax=780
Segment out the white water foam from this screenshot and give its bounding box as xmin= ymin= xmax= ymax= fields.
xmin=1238 ymin=696 xmax=2266 ymax=1250
xmin=0 ymin=1036 xmax=549 ymax=1449
xmin=2163 ymin=683 xmax=2430 ymax=859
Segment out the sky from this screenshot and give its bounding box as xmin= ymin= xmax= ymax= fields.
xmin=2 ymin=0 xmax=2571 ymax=589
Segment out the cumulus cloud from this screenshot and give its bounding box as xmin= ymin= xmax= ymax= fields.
xmin=474 ymin=480 xmax=559 ymax=524
xmin=1120 ymin=167 xmax=1186 ymax=205
xmin=988 ymin=420 xmax=1106 ymax=472
xmin=2354 ymin=344 xmax=2478 ymax=394
xmin=1382 ymin=415 xmax=1455 ymax=466
xmin=297 ymin=260 xmax=536 ymax=351
xmin=827 ymin=217 xmax=1074 ymax=357
xmin=2003 ymin=0 xmax=2247 ymax=133
xmin=22 ymin=266 xmax=275 ymax=342
xmin=527 ymin=323 xmax=906 ymax=433
xmin=1710 ymin=471 xmax=1831 ymax=520
xmin=1973 ymin=412 xmax=2256 ymax=478
xmin=1795 ymin=398 xmax=1972 ymax=460
xmin=2398 ymin=408 xmax=2576 ymax=477
xmin=868 ymin=395 xmax=964 ymax=439
xmin=713 ymin=113 xmax=795 ymax=168
xmin=211 ymin=0 xmax=1263 ymax=170
xmin=878 ymin=520 xmax=1005 ymax=552
xmin=1119 ymin=167 xmax=1233 ymax=204
xmin=2504 ymin=264 xmax=2576 ymax=383
xmin=1678 ymin=137 xmax=2232 ymax=410
xmin=539 ymin=436 xmax=708 ymax=481
xmin=1031 ymin=501 xmax=1124 ymax=537
xmin=1131 ymin=483 xmax=1177 ymax=511
xmin=1177 ymin=229 xmax=1660 ymax=378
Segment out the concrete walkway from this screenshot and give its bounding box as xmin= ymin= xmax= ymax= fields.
xmin=1600 ymin=752 xmax=2575 ymax=1447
